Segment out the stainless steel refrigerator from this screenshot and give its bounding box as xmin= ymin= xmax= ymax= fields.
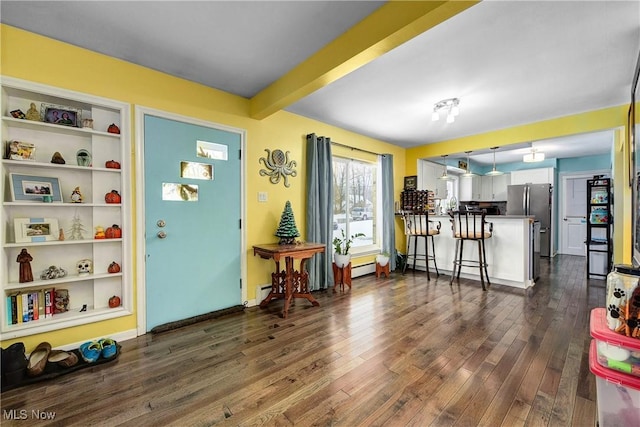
xmin=507 ymin=183 xmax=553 ymax=257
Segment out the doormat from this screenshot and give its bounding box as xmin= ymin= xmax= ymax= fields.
xmin=150 ymin=304 xmax=245 ymax=334
xmin=1 ymin=344 xmax=121 ymax=393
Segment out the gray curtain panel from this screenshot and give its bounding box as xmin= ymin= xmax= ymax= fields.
xmin=306 ymin=133 xmax=334 ymax=289
xmin=381 ymin=154 xmax=397 ymax=271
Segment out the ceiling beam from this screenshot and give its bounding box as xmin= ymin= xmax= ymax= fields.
xmin=249 ymin=0 xmax=479 ymax=120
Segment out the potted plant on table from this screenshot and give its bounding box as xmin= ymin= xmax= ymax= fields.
xmin=332 ymin=229 xmax=365 ymax=268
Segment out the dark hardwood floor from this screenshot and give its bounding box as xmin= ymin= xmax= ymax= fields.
xmin=1 ymin=255 xmax=605 ymax=426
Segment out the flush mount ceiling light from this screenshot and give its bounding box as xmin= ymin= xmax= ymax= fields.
xmin=438 ymin=154 xmax=453 ymax=181
xmin=485 ymin=147 xmax=504 ymax=176
xmin=431 ymin=98 xmax=460 ymax=124
xmin=523 ymin=148 xmax=545 ymax=163
xmin=461 ymin=150 xmax=476 ymax=177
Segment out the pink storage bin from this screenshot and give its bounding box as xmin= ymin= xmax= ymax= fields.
xmin=589 ymin=340 xmax=640 ymax=427
xmin=591 ymin=308 xmax=640 ymax=377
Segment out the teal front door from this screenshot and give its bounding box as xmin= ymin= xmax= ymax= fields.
xmin=143 ymin=113 xmax=242 ymax=331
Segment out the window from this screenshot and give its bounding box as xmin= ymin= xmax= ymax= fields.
xmin=332 ymin=156 xmax=379 ymax=254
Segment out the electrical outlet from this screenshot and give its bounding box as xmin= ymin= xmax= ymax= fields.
xmin=258 ymin=192 xmax=268 ymax=202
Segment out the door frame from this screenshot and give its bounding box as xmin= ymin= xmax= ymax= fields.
xmin=134 ymin=106 xmax=247 ymax=336
xmin=558 ymin=169 xmax=609 ymax=255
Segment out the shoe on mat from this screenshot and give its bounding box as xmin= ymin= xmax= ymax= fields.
xmin=79 ymin=341 xmax=102 ymax=363
xmin=48 ymin=349 xmax=79 ymax=368
xmin=27 ymin=342 xmax=51 ymax=377
xmin=98 ymin=338 xmax=117 ymax=359
xmin=1 ymin=342 xmax=28 ymax=385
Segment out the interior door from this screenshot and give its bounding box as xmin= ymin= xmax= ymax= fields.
xmin=561 ymin=176 xmax=587 ymax=256
xmin=143 ymin=114 xmax=242 ymax=331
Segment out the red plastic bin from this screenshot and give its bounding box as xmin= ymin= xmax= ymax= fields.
xmin=589 ymin=340 xmax=640 ymax=427
xmin=590 ymin=308 xmax=640 ymax=377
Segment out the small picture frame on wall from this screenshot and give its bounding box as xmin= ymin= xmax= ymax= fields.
xmin=40 ymin=103 xmax=81 ymax=127
xmin=404 ymin=175 xmax=417 ymax=191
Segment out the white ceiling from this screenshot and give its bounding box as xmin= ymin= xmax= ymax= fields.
xmin=2 ymin=1 xmax=639 ymax=165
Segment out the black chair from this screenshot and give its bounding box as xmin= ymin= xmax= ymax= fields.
xmin=449 ymin=210 xmax=493 ymax=290
xmin=402 ymin=211 xmax=441 ymax=280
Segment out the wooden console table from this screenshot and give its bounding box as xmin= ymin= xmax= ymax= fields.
xmin=253 ymin=242 xmax=325 ymax=318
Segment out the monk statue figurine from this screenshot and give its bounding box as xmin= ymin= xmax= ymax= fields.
xmin=17 ymin=248 xmax=34 ymax=283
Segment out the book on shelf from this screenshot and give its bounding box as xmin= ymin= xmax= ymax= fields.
xmin=9 ymin=293 xmax=18 ymax=325
xmin=21 ymin=293 xmax=29 ymax=323
xmin=44 ymin=288 xmax=54 ymax=318
xmin=32 ymin=291 xmax=39 ymax=321
xmin=6 ymin=295 xmax=12 ymax=325
xmin=27 ymin=292 xmax=34 ymax=321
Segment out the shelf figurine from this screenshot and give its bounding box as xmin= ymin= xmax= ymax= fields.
xmin=76 ymin=259 xmax=92 ymax=276
xmin=51 ymin=151 xmax=66 ymax=164
xmin=67 ymin=213 xmax=87 ymax=240
xmin=25 ymin=102 xmax=40 ymax=121
xmin=94 ymin=226 xmax=106 ymax=239
xmin=17 ymin=248 xmax=33 ymax=283
xmin=70 ymin=187 xmax=83 ymax=203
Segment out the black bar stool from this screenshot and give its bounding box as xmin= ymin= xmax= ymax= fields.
xmin=449 ymin=210 xmax=493 ymax=290
xmin=402 ymin=211 xmax=441 ymax=280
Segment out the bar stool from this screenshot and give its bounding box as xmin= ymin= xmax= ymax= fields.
xmin=449 ymin=209 xmax=493 ymax=291
xmin=402 ymin=211 xmax=441 ymax=280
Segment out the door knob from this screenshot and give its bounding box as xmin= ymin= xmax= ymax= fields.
xmin=157 ymin=219 xmax=166 ymax=227
xmin=157 ymin=231 xmax=167 ymax=239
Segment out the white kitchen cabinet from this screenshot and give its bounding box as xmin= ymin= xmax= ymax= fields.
xmin=0 ymin=77 xmax=131 ymax=339
xmin=510 ymin=167 xmax=554 ymax=185
xmin=419 ymin=160 xmax=447 ymax=198
xmin=459 ymin=175 xmax=481 ymax=201
xmin=480 ymin=176 xmax=493 ymax=201
xmin=480 ymin=173 xmax=510 ymax=201
xmin=493 ymin=173 xmax=510 ymax=200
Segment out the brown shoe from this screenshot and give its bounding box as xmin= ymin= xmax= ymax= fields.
xmin=48 ymin=350 xmax=78 ymax=368
xmin=27 ymin=342 xmax=51 ymax=377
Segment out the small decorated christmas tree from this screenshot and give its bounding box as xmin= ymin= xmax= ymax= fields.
xmin=275 ymin=200 xmax=300 ymax=245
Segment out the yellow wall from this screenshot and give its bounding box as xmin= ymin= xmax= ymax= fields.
xmin=0 ymin=25 xmax=406 ymax=349
xmin=2 ymin=24 xmax=637 ymax=351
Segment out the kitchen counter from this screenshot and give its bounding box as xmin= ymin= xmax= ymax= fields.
xmin=405 ymin=215 xmax=535 ymax=289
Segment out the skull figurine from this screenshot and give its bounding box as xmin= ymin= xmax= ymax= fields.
xmin=77 ymin=258 xmax=93 ymax=276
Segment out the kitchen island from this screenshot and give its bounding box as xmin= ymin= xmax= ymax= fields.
xmin=404 ymin=214 xmax=536 ymax=289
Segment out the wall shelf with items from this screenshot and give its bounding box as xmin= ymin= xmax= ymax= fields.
xmin=586 ymin=178 xmax=612 ymax=279
xmin=1 ymin=76 xmax=131 ymax=340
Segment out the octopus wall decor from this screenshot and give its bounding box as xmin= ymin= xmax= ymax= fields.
xmin=259 ymin=149 xmax=297 ymax=187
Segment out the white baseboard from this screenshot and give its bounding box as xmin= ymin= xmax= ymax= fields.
xmin=53 ymin=328 xmax=138 ymax=351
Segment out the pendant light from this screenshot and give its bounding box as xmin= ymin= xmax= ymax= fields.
xmin=461 ymin=151 xmax=475 ymax=177
xmin=485 ymin=147 xmax=504 ymax=176
xmin=438 ymin=154 xmax=453 ymax=181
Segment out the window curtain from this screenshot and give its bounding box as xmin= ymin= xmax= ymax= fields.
xmin=306 ymin=133 xmax=334 ymax=289
xmin=381 ymin=154 xmax=397 ymax=270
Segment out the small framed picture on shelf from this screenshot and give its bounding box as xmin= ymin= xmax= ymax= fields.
xmin=4 ymin=140 xmax=35 ymax=161
xmin=404 ymin=175 xmax=417 ymax=191
xmin=40 ymin=103 xmax=81 ymax=127
xmin=14 ymin=217 xmax=60 ymax=243
xmin=10 ymin=109 xmax=26 ymax=119
xmin=9 ymin=173 xmax=63 ymax=202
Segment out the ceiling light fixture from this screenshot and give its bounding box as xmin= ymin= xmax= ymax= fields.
xmin=438 ymin=154 xmax=453 ymax=181
xmin=485 ymin=147 xmax=504 ymax=176
xmin=431 ymin=98 xmax=460 ymax=124
xmin=461 ymin=151 xmax=476 ymax=177
xmin=523 ymin=148 xmax=545 ymax=163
